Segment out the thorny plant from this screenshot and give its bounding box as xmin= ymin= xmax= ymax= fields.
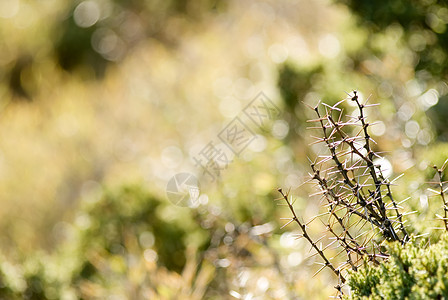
xmin=276 ymin=91 xmax=448 ymax=298
xmin=429 ymin=161 xmax=448 ymax=232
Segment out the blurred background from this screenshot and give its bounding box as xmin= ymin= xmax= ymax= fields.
xmin=0 ymin=0 xmax=448 ymax=299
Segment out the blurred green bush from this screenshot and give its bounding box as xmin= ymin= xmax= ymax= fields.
xmin=338 ymin=0 xmax=448 ymax=141
xmin=0 ymin=182 xmax=289 ymax=299
xmin=0 ymin=184 xmax=212 ymax=299
xmin=339 ymin=0 xmax=448 ymax=80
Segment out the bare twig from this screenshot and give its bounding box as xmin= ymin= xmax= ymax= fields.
xmin=278 ymin=188 xmax=346 ymax=284
xmin=433 ymin=161 xmax=448 ymax=232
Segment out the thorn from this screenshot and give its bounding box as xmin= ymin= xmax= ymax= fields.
xmin=280 ymin=218 xmax=296 ymax=229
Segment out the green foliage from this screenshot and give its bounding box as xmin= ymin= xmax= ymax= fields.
xmin=347 ymin=235 xmax=448 ymax=299
xmin=0 ymin=251 xmax=77 ymax=300
xmin=0 ymin=184 xmax=212 ymax=299
xmin=428 ymin=97 xmax=448 ymax=141
xmin=340 ymin=0 xmax=448 ymax=80
xmin=55 ymin=0 xmax=227 ymax=77
xmin=333 ymin=0 xmax=448 ymax=141
xmin=69 ymin=184 xmax=213 ymax=298
xmin=76 ymin=184 xmax=197 ymax=273
xmin=278 ymin=63 xmax=322 ymax=111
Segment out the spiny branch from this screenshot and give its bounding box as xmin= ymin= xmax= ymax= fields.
xmin=278 ymin=188 xmax=346 ymax=284
xmin=433 ymin=161 xmax=448 ymax=232
xmin=276 ymin=91 xmax=414 ymax=295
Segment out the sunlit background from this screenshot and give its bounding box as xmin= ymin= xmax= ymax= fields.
xmin=0 ymin=0 xmax=448 ymax=299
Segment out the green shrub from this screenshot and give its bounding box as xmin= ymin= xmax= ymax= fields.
xmin=347 ymin=235 xmax=448 ymax=299
xmin=0 ymin=184 xmax=212 ymax=299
